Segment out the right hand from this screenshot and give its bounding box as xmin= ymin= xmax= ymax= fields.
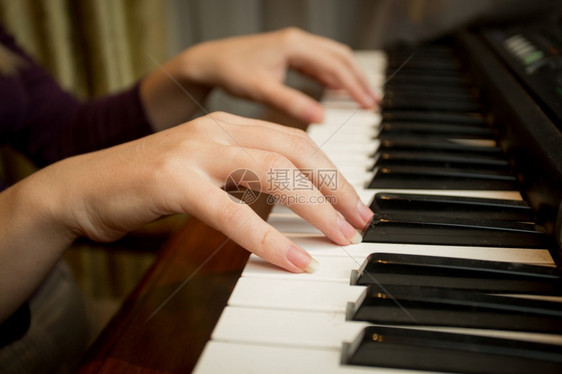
xmin=1 ymin=112 xmax=376 ymax=320
xmin=48 ymin=112 xmax=373 ymax=272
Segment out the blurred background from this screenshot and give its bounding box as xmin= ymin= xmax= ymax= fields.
xmin=1 ymin=0 xmax=553 ymax=107
xmin=0 ymin=0 xmax=557 ymax=342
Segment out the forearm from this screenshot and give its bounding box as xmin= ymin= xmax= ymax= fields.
xmin=139 ymin=54 xmax=213 ymax=132
xmin=0 ymin=174 xmax=76 ymax=322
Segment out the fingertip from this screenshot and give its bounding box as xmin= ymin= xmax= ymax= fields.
xmin=359 ymin=90 xmax=380 ymax=109
xmin=286 ymin=244 xmax=318 ymax=273
xmin=357 ymin=200 xmax=375 ymax=228
xmin=337 ymin=215 xmax=363 ymax=245
xmin=267 ymin=83 xmax=324 ymax=124
xmin=301 ymin=102 xmax=324 ymax=123
xmin=304 ymin=257 xmax=319 ymax=273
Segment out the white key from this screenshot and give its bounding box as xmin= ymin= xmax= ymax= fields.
xmin=288 ymin=236 xmax=555 ymax=265
xmin=212 ymin=306 xmax=368 ymax=349
xmin=194 ymin=341 xmax=397 ymax=374
xmin=267 ymin=214 xmax=323 ymax=235
xmin=228 ymin=277 xmax=365 ymax=312
xmin=212 ymin=307 xmax=562 ymax=349
xmin=243 ymin=246 xmax=554 ymax=283
xmin=242 ymin=254 xmax=358 ymax=283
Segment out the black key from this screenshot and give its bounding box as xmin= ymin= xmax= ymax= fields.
xmin=384 ymin=89 xmax=475 ymax=102
xmin=351 ymin=253 xmax=562 ymax=294
xmin=369 ymin=193 xmax=533 ymax=221
xmin=372 ymin=150 xmax=509 ymax=171
xmin=343 ymin=326 xmax=562 ymax=373
xmin=386 ymin=74 xmax=467 ymax=88
xmin=377 ymin=121 xmax=493 ymax=139
xmin=387 ymin=58 xmax=460 ymax=72
xmin=377 ymin=139 xmax=502 ymax=155
xmin=386 ymin=60 xmax=460 ymax=71
xmin=384 ymin=83 xmax=472 ymax=95
xmin=367 ymin=165 xmax=517 ymax=190
xmin=384 ymin=82 xmax=468 ymax=96
xmin=382 ymin=111 xmax=487 ymax=125
xmin=385 ymin=68 xmax=465 ymax=80
xmin=362 ymin=213 xmax=547 ymax=247
xmin=348 ymin=284 xmax=562 ymax=332
xmin=382 ymin=97 xmax=482 ymax=113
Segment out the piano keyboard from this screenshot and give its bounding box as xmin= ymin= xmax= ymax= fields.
xmin=194 ymin=44 xmax=562 ymax=373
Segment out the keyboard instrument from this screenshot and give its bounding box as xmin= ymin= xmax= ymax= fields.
xmin=193 ymin=12 xmax=562 ymax=374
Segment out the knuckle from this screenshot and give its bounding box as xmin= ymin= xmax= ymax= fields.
xmin=287 ymin=126 xmax=308 ymax=138
xmin=152 ymin=148 xmax=186 ymax=185
xmin=259 ymin=227 xmax=275 ymax=248
xmin=261 ymin=152 xmax=292 ymax=172
xmin=247 ymin=226 xmax=277 ymax=259
xmin=220 ymin=202 xmax=247 ymax=228
xmin=336 ymin=175 xmax=354 ymax=196
xmin=340 ymin=44 xmax=353 ymax=56
xmin=207 ymin=111 xmax=230 ymax=121
xmin=281 ymin=26 xmax=301 ymax=38
xmin=280 ymin=27 xmax=303 ymax=46
xmin=288 ymin=130 xmax=314 ymax=156
xmin=187 ymin=118 xmax=207 ymax=134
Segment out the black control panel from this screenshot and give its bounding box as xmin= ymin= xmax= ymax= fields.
xmin=482 ymin=11 xmax=562 ymax=127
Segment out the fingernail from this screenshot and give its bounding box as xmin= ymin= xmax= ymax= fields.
xmin=286 ymin=245 xmax=319 ymax=273
xmin=337 ymin=215 xmax=363 ymax=244
xmin=358 ymin=200 xmax=374 ymax=226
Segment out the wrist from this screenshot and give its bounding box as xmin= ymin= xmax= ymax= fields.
xmin=140 ymin=51 xmax=213 ymax=131
xmin=174 ymin=42 xmax=221 ymax=87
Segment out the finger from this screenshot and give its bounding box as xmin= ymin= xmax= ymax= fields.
xmin=199 ymin=141 xmax=364 ymax=245
xmin=288 ymin=39 xmax=377 ymax=108
xmin=300 ymin=52 xmax=375 ymax=108
xmin=303 ymin=34 xmax=376 ymax=100
xmin=208 ymin=116 xmax=374 ymax=229
xmin=254 ymin=79 xmax=325 ymax=123
xmin=187 ymin=181 xmax=318 ymax=273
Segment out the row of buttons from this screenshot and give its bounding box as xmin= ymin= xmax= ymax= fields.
xmin=504 ymin=34 xmax=545 ymax=71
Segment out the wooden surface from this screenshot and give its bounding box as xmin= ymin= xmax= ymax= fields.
xmin=77 ymin=215 xmax=251 ymax=373
xmin=76 ymin=105 xmax=313 ymax=373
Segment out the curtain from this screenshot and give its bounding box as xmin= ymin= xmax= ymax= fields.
xmin=0 ymin=0 xmax=551 ymax=164
xmin=0 ymin=0 xmax=546 ymax=100
xmin=0 ymin=0 xmax=168 ymax=98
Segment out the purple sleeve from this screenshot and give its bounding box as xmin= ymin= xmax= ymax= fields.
xmin=1 ymin=26 xmax=153 ymax=167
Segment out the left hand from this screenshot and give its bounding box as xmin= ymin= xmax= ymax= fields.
xmin=174 ymin=27 xmax=376 ymax=123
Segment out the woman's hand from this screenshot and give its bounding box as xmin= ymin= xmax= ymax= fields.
xmin=63 ymin=112 xmax=372 ymax=266
xmin=180 ymin=27 xmax=376 ymax=121
xmin=0 ymin=112 xmax=374 ymax=320
xmin=141 ymin=28 xmax=376 ymax=130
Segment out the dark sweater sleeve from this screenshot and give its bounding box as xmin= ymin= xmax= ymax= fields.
xmin=1 ymin=26 xmax=153 ymax=167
